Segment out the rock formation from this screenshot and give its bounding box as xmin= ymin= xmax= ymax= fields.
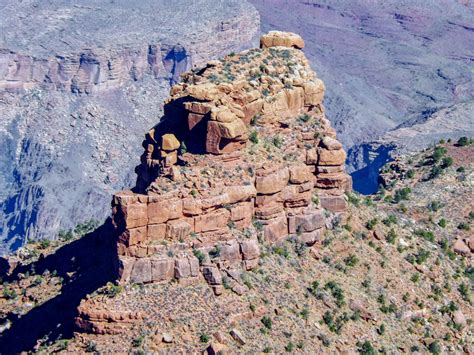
xmin=250 ymin=0 xmax=474 ymax=192
xmin=76 ymin=31 xmax=351 ymax=333
xmin=0 ymin=0 xmax=260 ymax=254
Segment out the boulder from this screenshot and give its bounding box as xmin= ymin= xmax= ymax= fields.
xmin=174 ymin=257 xmax=199 ymax=279
xmin=260 ymin=31 xmax=305 ymax=49
xmin=316 ymin=172 xmax=352 ymax=191
xmin=211 ymin=107 xmax=238 ymax=123
xmin=319 ymin=195 xmax=348 ymax=213
xmin=120 ymin=226 xmax=147 ymax=247
xmin=161 ymin=134 xmax=180 ymax=151
xmin=151 ymin=258 xmax=174 ymax=282
xmin=230 ymin=329 xmax=246 ymax=345
xmin=118 ymin=201 xmax=148 ymax=229
xmin=240 ymin=240 xmax=260 ymax=260
xmin=117 ymin=256 xmax=135 ymax=284
xmin=303 ymin=79 xmax=325 ymax=106
xmin=264 ymin=215 xmax=288 ymax=242
xmin=130 ymin=258 xmax=152 ymax=284
xmin=230 ymin=201 xmax=253 ymax=222
xmin=182 ymin=197 xmax=203 ymax=216
xmin=227 ymin=185 xmax=257 ymax=204
xmin=255 ymin=168 xmax=289 ymax=194
xmin=294 ymin=210 xmax=325 ymax=232
xmin=453 ymin=239 xmax=470 ymax=256
xmin=187 ymin=83 xmax=219 ymax=101
xmin=452 ymin=310 xmax=467 ymax=327
xmin=317 ymin=148 xmax=346 ymax=166
xmin=220 ymin=241 xmax=242 ymax=264
xmin=306 ymin=148 xmax=318 ymax=165
xmin=184 ymin=101 xmax=212 ymax=115
xmin=320 ymin=136 xmax=343 ymax=151
xmin=289 ymin=165 xmax=312 ymax=184
xmin=202 ymin=265 xmax=222 ymax=286
xmin=208 ymin=119 xmax=247 ymax=139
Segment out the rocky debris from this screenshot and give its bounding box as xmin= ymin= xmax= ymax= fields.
xmin=162 ymin=333 xmax=174 ymax=343
xmin=76 ymin=300 xmax=144 ymax=335
xmin=230 ymin=328 xmax=246 ymax=345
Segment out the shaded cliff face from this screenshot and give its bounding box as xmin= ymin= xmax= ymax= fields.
xmin=249 ymin=0 xmax=474 ymax=191
xmin=0 ymin=0 xmax=260 ymax=255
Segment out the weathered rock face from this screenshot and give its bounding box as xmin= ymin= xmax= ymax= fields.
xmin=0 ymin=0 xmax=260 ymax=255
xmin=76 ymin=31 xmax=351 ymax=333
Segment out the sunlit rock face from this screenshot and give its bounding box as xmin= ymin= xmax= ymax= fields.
xmin=250 ymin=0 xmax=474 ymax=192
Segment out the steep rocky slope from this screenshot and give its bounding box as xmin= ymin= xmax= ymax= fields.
xmin=1 ymin=137 xmax=472 ymax=353
xmin=0 ymin=0 xmax=260 ymax=254
xmin=250 ymin=0 xmax=474 ymax=191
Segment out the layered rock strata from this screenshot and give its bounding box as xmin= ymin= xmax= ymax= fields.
xmin=77 ymin=31 xmax=351 ymax=333
xmin=0 ymin=0 xmax=260 ymax=254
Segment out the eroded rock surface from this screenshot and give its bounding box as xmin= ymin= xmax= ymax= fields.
xmin=76 ymin=31 xmax=351 ymax=333
xmin=0 ymin=0 xmax=260 ymax=254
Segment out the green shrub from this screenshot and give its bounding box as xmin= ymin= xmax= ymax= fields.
xmin=347 ymin=193 xmax=360 ymax=206
xmin=428 ymin=341 xmax=441 ymax=354
xmin=3 ymin=287 xmax=17 ymax=300
xmin=132 ymin=336 xmax=144 ymax=348
xmin=457 ymin=136 xmax=470 ymax=146
xmin=324 ymin=281 xmax=345 ymax=307
xmin=457 ymin=222 xmax=470 ymax=231
xmin=441 ymin=156 xmax=453 ymax=168
xmin=272 ymin=136 xmax=283 ymax=148
xmin=344 ymin=254 xmax=359 ymax=267
xmin=285 ymin=342 xmax=295 ymax=352
xmin=298 ymin=113 xmax=311 ymax=122
xmin=393 ymin=187 xmax=411 ymax=203
xmin=209 ymin=246 xmax=221 ymax=258
xmin=38 ymin=239 xmax=51 ymax=249
xmin=386 ymin=229 xmax=397 ymax=244
xmin=366 ymin=218 xmax=378 ymax=230
xmin=261 ymin=316 xmax=272 ymax=330
xmin=438 ymin=219 xmax=447 ymax=228
xmin=406 ymin=169 xmax=415 ymax=179
xmin=200 ymin=334 xmax=210 ymax=343
xmin=273 ymin=245 xmax=289 ymax=258
xmin=432 ymin=146 xmax=447 ymax=162
xmin=458 ymin=282 xmax=471 ymax=301
xmin=193 ymin=249 xmax=206 ymax=264
xmin=414 ymin=229 xmax=435 ymax=242
xmin=99 ymin=282 xmax=123 ymax=298
xmin=428 ymin=165 xmax=442 ymax=180
xmin=382 ymin=215 xmax=397 ymax=226
xmin=249 ymin=130 xmax=259 ymax=144
xmin=357 ymin=340 xmax=376 ymax=355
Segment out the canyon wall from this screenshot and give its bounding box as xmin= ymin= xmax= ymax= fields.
xmin=0 ymin=0 xmax=260 ymax=254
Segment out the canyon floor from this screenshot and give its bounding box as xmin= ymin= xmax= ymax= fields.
xmin=1 ymin=141 xmax=472 ymax=353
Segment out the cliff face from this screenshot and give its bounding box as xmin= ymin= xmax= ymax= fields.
xmin=76 ymin=31 xmax=351 ymax=334
xmin=0 ymin=0 xmax=260 ymax=254
xmin=250 ymin=0 xmax=474 ymax=192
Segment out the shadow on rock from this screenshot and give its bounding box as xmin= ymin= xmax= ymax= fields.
xmin=0 ymin=219 xmax=119 ymax=354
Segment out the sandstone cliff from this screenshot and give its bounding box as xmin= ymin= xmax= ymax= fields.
xmin=75 ymin=31 xmax=352 ymax=333
xmin=0 ymin=0 xmax=260 ymax=254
